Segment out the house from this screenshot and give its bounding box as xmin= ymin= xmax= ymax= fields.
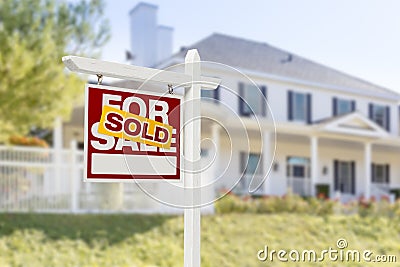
xmin=62 ymin=3 xmax=400 ymax=205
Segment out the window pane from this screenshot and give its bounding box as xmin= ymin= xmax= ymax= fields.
xmin=238 ymin=152 xmax=262 ymax=194
xmin=287 ymin=156 xmax=310 ymax=178
xmin=372 ymin=104 xmax=386 ymax=128
xmin=241 ymin=153 xmax=262 ymax=175
xmin=242 ymin=84 xmax=264 ymax=116
xmin=374 ymin=164 xmax=387 ymax=183
xmin=201 ymin=89 xmax=214 ymax=100
xmin=293 ymin=166 xmax=305 ymax=177
xmin=247 ymin=153 xmax=262 ymax=175
xmin=337 ymin=99 xmax=351 ymax=115
xmin=293 ymin=93 xmax=306 ymax=121
xmin=338 ymin=161 xmax=352 ymax=193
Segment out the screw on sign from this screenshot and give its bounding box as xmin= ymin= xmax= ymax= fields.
xmin=84 ymin=84 xmax=183 ymax=181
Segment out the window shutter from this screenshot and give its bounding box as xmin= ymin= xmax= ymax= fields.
xmin=351 ymin=161 xmax=356 ymax=194
xmin=214 ymin=85 xmax=220 ymax=102
xmin=307 ymin=93 xmax=312 ymax=124
xmin=385 ymin=164 xmax=390 ymax=184
xmin=371 ymin=163 xmax=376 ymax=183
xmin=261 ymin=85 xmax=267 ymax=117
xmin=288 ymin=90 xmax=293 ymax=121
xmin=334 ymin=160 xmax=339 ymax=191
xmin=351 ymin=100 xmax=356 ymax=112
xmin=368 ymin=103 xmax=374 ymax=119
xmin=238 ymin=82 xmax=245 ymax=115
xmin=386 ymin=106 xmax=390 ymax=132
xmin=333 ymin=97 xmax=337 ymax=116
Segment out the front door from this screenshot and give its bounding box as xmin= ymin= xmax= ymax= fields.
xmin=334 ymin=160 xmax=355 ymax=195
xmin=286 ymin=156 xmax=311 ymax=196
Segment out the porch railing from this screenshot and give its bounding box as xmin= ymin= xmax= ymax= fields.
xmin=0 ymin=144 xmax=176 ymax=213
xmin=370 ymin=182 xmax=391 ymax=200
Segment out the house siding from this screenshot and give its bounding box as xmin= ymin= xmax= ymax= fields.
xmin=201 ymin=66 xmax=399 ymax=136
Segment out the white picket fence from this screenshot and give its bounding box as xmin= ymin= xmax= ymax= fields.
xmin=0 ymin=143 xmax=178 ymax=213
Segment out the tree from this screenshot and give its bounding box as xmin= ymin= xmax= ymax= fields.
xmin=0 ymin=0 xmax=110 ymax=142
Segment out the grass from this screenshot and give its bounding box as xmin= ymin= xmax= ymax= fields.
xmin=0 ymin=213 xmax=399 ymax=266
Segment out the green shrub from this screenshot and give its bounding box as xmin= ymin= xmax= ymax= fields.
xmin=308 ymin=198 xmax=333 ymax=216
xmin=215 ymin=191 xmax=396 ymax=218
xmin=255 ymin=197 xmax=280 ymax=213
xmin=358 ymin=197 xmax=400 ymax=218
xmin=393 ymin=200 xmax=400 ymax=217
xmin=215 ymin=194 xmax=254 ymax=214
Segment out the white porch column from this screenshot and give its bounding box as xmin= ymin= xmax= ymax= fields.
xmin=262 ymin=130 xmax=271 ymax=195
xmin=364 ymin=142 xmax=371 ymax=199
xmin=310 ymin=136 xmax=318 ymax=197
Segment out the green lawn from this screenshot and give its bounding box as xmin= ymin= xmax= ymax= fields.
xmin=0 ymin=213 xmax=399 ymax=266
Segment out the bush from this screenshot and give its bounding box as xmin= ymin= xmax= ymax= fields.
xmin=308 ymin=197 xmax=335 ymax=216
xmin=215 ymin=194 xmax=254 ymax=214
xmin=394 ymin=200 xmax=400 ymax=217
xmin=358 ymin=197 xmax=399 ymax=218
xmin=215 ymin=191 xmax=335 ymax=215
xmin=214 ymin=191 xmax=398 ymax=218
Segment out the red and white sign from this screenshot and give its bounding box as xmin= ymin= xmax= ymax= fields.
xmin=84 ymin=84 xmax=182 ymax=181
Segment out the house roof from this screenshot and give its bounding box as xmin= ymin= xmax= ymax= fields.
xmin=172 ymin=33 xmax=400 ymax=100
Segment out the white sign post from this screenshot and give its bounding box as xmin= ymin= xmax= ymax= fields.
xmin=62 ymin=50 xmax=219 ymax=267
xmin=183 ymin=50 xmax=201 ymax=267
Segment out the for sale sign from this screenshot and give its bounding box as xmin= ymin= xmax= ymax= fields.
xmin=84 ymin=84 xmax=182 ymax=181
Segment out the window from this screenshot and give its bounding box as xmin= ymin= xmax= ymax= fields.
xmin=286 ymin=156 xmax=310 ymax=178
xmin=288 ymin=91 xmax=312 ymax=123
xmin=369 ymin=104 xmax=390 ymax=131
xmin=236 ymin=152 xmax=262 ymax=194
xmin=239 ymin=83 xmax=267 ymax=116
xmin=240 ymin=152 xmax=263 ymax=175
xmin=333 ymin=98 xmax=355 ymax=116
xmin=371 ymin=164 xmax=390 ymax=184
xmin=334 ymin=160 xmax=355 ymax=194
xmin=201 ymin=85 xmax=219 ymax=102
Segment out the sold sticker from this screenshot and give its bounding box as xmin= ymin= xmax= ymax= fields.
xmin=98 ymin=105 xmax=173 ymax=149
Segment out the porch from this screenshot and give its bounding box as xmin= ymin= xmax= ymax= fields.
xmin=207 ymin=112 xmax=400 ymax=202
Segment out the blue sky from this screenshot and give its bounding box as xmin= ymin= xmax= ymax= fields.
xmin=100 ymin=0 xmax=400 ymax=93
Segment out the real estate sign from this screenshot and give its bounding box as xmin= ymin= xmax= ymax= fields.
xmin=84 ymin=84 xmax=182 ymax=181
